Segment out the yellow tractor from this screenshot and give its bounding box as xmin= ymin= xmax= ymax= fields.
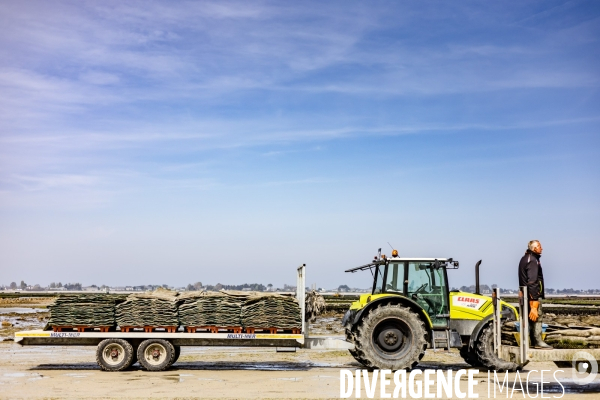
xmin=342 ymin=250 xmax=519 ymax=371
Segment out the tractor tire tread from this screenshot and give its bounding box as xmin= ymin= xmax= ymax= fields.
xmin=474 ymin=323 xmax=519 ymax=372
xmin=354 ymin=303 xmax=427 ymax=370
xmin=459 ymin=344 xmax=482 ymax=367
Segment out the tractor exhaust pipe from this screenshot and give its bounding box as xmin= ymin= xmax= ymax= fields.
xmin=475 ymin=260 xmax=482 ymax=295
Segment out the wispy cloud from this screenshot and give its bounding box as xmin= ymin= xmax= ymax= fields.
xmin=0 ymin=0 xmax=598 ymax=210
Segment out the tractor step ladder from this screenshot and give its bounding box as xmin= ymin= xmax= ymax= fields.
xmin=431 ymin=330 xmax=451 ymax=350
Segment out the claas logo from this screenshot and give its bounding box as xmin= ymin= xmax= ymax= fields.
xmin=457 ymin=296 xmax=480 ymax=303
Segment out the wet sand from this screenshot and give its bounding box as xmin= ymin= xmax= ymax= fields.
xmin=1 ymin=307 xmax=599 ymax=399
xmin=1 ymin=342 xmax=599 ymax=399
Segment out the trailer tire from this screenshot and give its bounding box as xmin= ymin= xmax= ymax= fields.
xmin=131 ymin=343 xmax=139 ymax=366
xmin=474 ymin=322 xmax=519 ymax=372
xmin=137 ymin=339 xmax=176 ymax=371
xmin=169 ymin=345 xmax=181 ymax=367
xmin=96 ymin=339 xmax=135 ymax=372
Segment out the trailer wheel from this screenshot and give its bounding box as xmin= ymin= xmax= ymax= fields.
xmin=137 ymin=339 xmax=176 ymax=371
xmin=131 ymin=343 xmax=139 ymax=366
xmin=172 ymin=345 xmax=181 ymax=365
xmin=96 ymin=339 xmax=135 ymax=372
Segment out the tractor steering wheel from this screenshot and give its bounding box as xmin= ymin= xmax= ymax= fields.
xmin=414 ymin=283 xmax=428 ymax=294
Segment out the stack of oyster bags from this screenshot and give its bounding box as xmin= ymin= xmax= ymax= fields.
xmin=178 ymin=291 xmax=246 ymax=328
xmin=241 ymin=293 xmax=302 ymax=329
xmin=47 ymin=293 xmax=127 ymax=329
xmin=115 ymin=288 xmax=180 ymax=327
xmin=501 ymin=320 xmax=600 ymax=348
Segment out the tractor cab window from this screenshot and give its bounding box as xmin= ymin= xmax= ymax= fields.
xmin=407 ymin=262 xmax=449 ymax=327
xmin=373 ymin=265 xmax=385 ymax=294
xmin=385 ymin=262 xmax=405 ymax=293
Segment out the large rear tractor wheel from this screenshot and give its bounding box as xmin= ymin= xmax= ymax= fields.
xmin=96 ymin=339 xmax=135 ymax=372
xmin=473 ymin=322 xmax=519 ymax=372
xmin=346 ymin=328 xmax=369 ymax=366
xmin=353 ymin=304 xmax=427 ymax=370
xmin=459 ymin=344 xmax=482 ymax=367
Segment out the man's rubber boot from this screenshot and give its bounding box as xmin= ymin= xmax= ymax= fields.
xmin=530 ymin=320 xmax=553 ymax=350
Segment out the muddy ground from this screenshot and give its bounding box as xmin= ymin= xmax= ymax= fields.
xmin=1 ymin=307 xmax=599 ymax=399
xmin=2 ymin=342 xmax=600 ymax=399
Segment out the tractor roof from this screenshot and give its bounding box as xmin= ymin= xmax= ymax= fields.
xmin=345 ymin=258 xmax=452 ymax=273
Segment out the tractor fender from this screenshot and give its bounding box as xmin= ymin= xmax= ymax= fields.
xmin=351 ymin=296 xmax=433 ymax=330
xmin=467 ymin=314 xmax=493 ymax=353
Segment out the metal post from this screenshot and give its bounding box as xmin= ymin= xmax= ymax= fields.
xmin=519 ymin=286 xmax=529 ymax=365
xmin=296 ymin=264 xmax=306 ymax=337
xmin=523 ymin=286 xmax=529 ymax=362
xmin=493 ymin=287 xmax=502 ymax=356
xmin=492 ymin=288 xmax=498 ymax=355
xmin=475 ymin=260 xmax=482 ymax=295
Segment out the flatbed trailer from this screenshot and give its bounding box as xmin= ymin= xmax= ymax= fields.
xmin=14 ymin=265 xmax=352 ymax=371
xmin=14 ymin=330 xmax=305 ymax=348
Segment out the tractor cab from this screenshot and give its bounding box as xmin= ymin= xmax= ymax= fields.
xmin=346 ymin=255 xmax=459 ymax=328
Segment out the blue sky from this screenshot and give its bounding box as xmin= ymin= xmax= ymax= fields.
xmin=0 ymin=1 xmax=599 ymax=290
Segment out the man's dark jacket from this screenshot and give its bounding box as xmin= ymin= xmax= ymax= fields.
xmin=518 ymin=249 xmax=545 ymax=300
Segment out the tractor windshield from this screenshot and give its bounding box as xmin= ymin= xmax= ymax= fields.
xmin=407 ymin=262 xmax=449 ymax=327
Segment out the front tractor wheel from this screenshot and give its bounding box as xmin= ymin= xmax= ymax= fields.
xmin=473 ymin=322 xmax=519 ymax=372
xmin=353 ymin=304 xmax=427 ymax=370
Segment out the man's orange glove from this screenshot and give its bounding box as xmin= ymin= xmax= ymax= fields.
xmin=529 ymin=301 xmax=540 ymax=322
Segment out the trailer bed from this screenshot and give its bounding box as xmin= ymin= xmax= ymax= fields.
xmin=15 ymin=329 xmax=304 ymax=348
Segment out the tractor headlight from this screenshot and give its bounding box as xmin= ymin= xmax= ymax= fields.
xmin=501 ymin=305 xmax=516 ymax=321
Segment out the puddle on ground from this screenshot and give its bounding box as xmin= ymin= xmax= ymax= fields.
xmin=63 ymin=373 xmax=92 ymax=378
xmin=174 ymin=361 xmax=315 ymax=371
xmin=7 ymin=346 xmax=94 ymax=357
xmin=3 ymin=372 xmax=45 ymax=382
xmin=530 ymin=379 xmax=600 ymax=393
xmin=32 ymin=363 xmax=99 ymax=370
xmin=162 ymin=374 xmax=180 ymax=383
xmin=161 ymin=373 xmax=194 ymax=383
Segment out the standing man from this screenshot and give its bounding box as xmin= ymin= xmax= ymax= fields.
xmin=518 ymin=240 xmax=552 ymax=349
